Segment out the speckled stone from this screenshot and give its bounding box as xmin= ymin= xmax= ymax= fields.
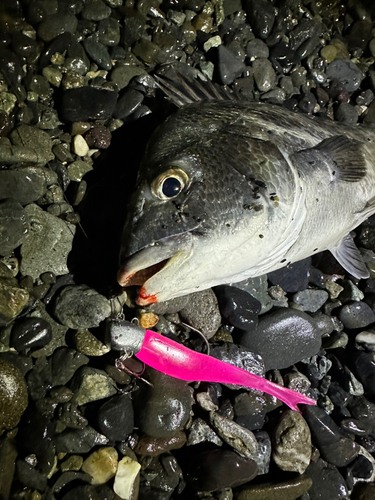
xmin=0 ymin=359 xmax=28 ymax=435
xmin=180 ymin=288 xmax=221 ymax=339
xmin=74 ymin=330 xmax=110 ymax=356
xmin=0 ymin=279 xmax=29 ymax=325
xmin=272 ymin=410 xmax=311 ymax=474
xmin=71 ymin=366 xmax=117 ymax=406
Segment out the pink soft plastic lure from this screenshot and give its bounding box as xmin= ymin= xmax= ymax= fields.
xmin=108 ymin=321 xmax=316 ymax=412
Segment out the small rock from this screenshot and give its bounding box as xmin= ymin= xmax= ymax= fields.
xmin=83 ymin=126 xmax=111 ymax=149
xmin=210 ymin=412 xmax=259 ymax=459
xmin=187 ymin=449 xmax=258 ymax=492
xmin=272 ymin=410 xmax=311 ymax=474
xmin=84 ymin=36 xmax=112 ymax=71
xmin=268 ymin=258 xmax=311 ymax=293
xmin=237 ymin=475 xmax=313 ymax=500
xmin=82 ymin=447 xmax=118 ymax=485
xmin=20 ymin=204 xmax=75 ymax=279
xmin=233 ymin=392 xmax=267 ymax=431
xmin=0 ymin=279 xmax=29 ymax=325
xmin=67 ymin=160 xmax=93 ymax=182
xmin=0 ymin=359 xmax=28 ymax=435
xmin=247 ymin=38 xmax=269 ymax=60
xmin=253 ymin=58 xmax=276 ymax=92
xmin=113 ymin=456 xmax=141 ymax=500
xmin=292 ymin=289 xmax=329 ymax=312
xmin=326 ymin=60 xmax=364 ymax=92
xmin=335 ymin=103 xmax=358 ymax=125
xmin=338 ymin=302 xmax=375 ymax=329
xmin=138 ymin=312 xmax=159 ymax=329
xmin=305 ymin=458 xmax=348 ymax=500
xmin=71 ymin=366 xmax=117 ymax=406
xmin=10 ymin=317 xmax=52 ymax=352
xmin=61 ymin=87 xmax=117 ymax=122
xmin=60 ymin=455 xmax=84 ymax=472
xmin=82 ymin=0 xmax=112 ymax=21
xmin=74 ymin=330 xmax=110 ymax=356
xmin=54 ymin=426 xmax=109 ymax=454
xmin=0 ymin=200 xmax=29 ymax=256
xmin=253 ymin=431 xmax=271 ymax=475
xmin=53 ymin=285 xmax=111 ymax=329
xmin=180 ymin=288 xmax=221 ymax=339
xmin=243 ymin=0 xmax=275 ymax=39
xmin=135 ymin=431 xmax=187 ymax=456
xmin=37 ymin=13 xmax=78 ymax=42
xmin=217 ymin=45 xmax=245 ymax=85
xmin=97 ymin=394 xmax=134 ymax=442
xmin=51 ymin=347 xmax=89 ymax=386
xmin=187 ymin=418 xmax=222 ymax=446
xmin=73 ymin=135 xmax=89 ymax=156
xmin=351 ymin=351 xmax=375 ymax=397
xmin=215 ymin=285 xmax=261 ymax=331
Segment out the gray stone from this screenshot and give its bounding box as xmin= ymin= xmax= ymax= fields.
xmin=71 ymin=366 xmax=117 ymax=406
xmin=180 ymin=288 xmax=221 ymax=339
xmin=326 ymin=59 xmax=364 ymax=92
xmin=54 ymin=426 xmax=109 ymax=454
xmin=83 ymin=36 xmax=112 ymax=71
xmin=9 ymin=125 xmax=54 ymax=166
xmin=253 ymin=58 xmax=276 ymax=92
xmin=0 ymin=200 xmax=29 ymax=256
xmin=292 ymin=289 xmax=329 ymax=312
xmin=82 ymin=0 xmax=112 ymax=21
xmin=187 ymin=418 xmax=222 ymax=446
xmin=53 ymin=284 xmax=111 ymax=329
xmin=338 ymin=302 xmax=375 ymax=329
xmin=272 ymin=410 xmax=311 ymax=474
xmin=20 ymin=204 xmax=75 ymax=279
xmin=253 ymin=431 xmax=271 ymax=475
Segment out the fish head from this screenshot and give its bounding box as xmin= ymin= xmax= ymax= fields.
xmin=118 ymin=102 xmax=279 ymax=305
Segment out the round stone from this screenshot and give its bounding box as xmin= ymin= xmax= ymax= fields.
xmin=0 ymin=359 xmax=28 ymax=435
xmin=10 ymin=317 xmax=52 ymax=351
xmin=97 ymin=394 xmax=134 ymax=441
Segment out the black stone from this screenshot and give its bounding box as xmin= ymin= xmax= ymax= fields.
xmin=97 ymin=394 xmax=134 ymax=441
xmin=243 ymin=0 xmax=275 ymax=40
xmin=114 ymin=88 xmax=144 ymax=120
xmin=16 ymin=460 xmax=48 ymax=491
xmin=289 ymin=19 xmax=322 ymax=51
xmin=347 ymin=455 xmax=373 ymax=480
xmin=303 ymin=405 xmax=360 ymax=467
xmin=269 ymin=41 xmax=300 ymax=74
xmin=216 ymin=45 xmax=245 ymax=85
xmin=240 ymin=309 xmax=331 ymax=370
xmin=351 ymin=351 xmax=375 ymax=397
xmin=50 ymin=347 xmax=89 ymax=386
xmin=233 ymin=391 xmax=267 ymax=430
xmin=11 ymin=317 xmax=52 ymax=352
xmin=305 ymin=458 xmax=348 ymax=500
xmin=326 ymin=60 xmax=364 ymax=93
xmin=54 ymin=426 xmax=108 ymax=454
xmin=61 ymin=87 xmax=117 ymax=122
xmin=39 ymin=32 xmax=72 ymax=67
xmin=187 ymin=449 xmax=258 ymax=492
xmin=62 ymin=484 xmax=115 ymax=500
xmin=214 ymin=285 xmax=261 ymax=330
xmin=268 ymin=257 xmax=311 ymax=292
xmin=299 ymin=92 xmax=318 ymax=114
xmin=338 ymin=302 xmax=375 ymax=329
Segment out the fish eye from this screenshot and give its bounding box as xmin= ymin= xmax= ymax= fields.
xmin=151 ymin=168 xmax=189 ymax=200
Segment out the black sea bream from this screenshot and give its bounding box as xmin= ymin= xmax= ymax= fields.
xmin=118 ymin=79 xmax=375 ymax=305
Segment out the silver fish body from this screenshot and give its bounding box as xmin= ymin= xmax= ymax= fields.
xmin=118 ymin=97 xmax=375 ymax=305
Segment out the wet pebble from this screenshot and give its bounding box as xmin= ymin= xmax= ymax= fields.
xmin=304 ymin=405 xmax=360 ymax=467
xmin=351 ymin=351 xmax=375 ymax=397
xmin=71 ymin=366 xmax=117 ymax=406
xmin=82 ymin=0 xmax=112 ymax=21
xmin=20 ymin=204 xmax=75 ymax=279
xmin=305 ymin=458 xmax=348 ymax=500
xmin=0 ymin=279 xmax=29 ymax=325
xmin=326 ymin=60 xmax=364 ymax=92
xmin=335 ymin=103 xmax=358 ymax=125
xmin=244 ymin=0 xmax=275 ymax=40
xmin=233 ymin=392 xmax=267 ymax=431
xmin=53 ymin=284 xmax=111 ymax=329
xmin=135 ymin=368 xmax=192 ymax=438
xmin=247 ymin=38 xmax=269 ymax=60
xmin=74 ymin=330 xmax=110 ymax=356
xmin=81 ymin=447 xmax=118 ymax=485
xmin=240 ymin=309 xmax=332 ymax=370
xmin=187 ymin=449 xmax=258 ymax=492
xmin=180 ymin=288 xmax=221 ymax=339
xmin=0 ymin=200 xmax=29 ymax=256
xmin=37 ymin=14 xmax=78 ymax=42
xmin=237 ymin=475 xmax=313 ymax=500
xmin=0 ymin=359 xmax=28 ymax=435
xmin=292 ymin=289 xmax=329 ymax=312
xmin=215 ymin=285 xmax=261 ymax=331
xmin=253 ymin=58 xmax=276 ymax=92
xmin=10 ymin=317 xmax=52 ymax=352
xmin=135 ymin=431 xmax=187 ymax=456
xmin=338 ymin=302 xmax=375 ymax=329
xmin=217 ymin=45 xmax=245 ymax=85
xmin=97 ymin=394 xmax=134 ymax=441
xmin=61 ymin=87 xmax=117 ymax=122
xmin=253 ymin=431 xmax=271 ymax=475
xmin=187 ymin=418 xmax=222 ymax=446
xmin=83 ymin=36 xmax=112 ymax=71
xmin=272 ymin=410 xmax=311 ymax=474
xmin=84 ymin=126 xmax=111 ymax=149
xmin=51 ymin=347 xmax=89 ymax=386
xmin=268 ymin=258 xmax=311 ymax=293
xmin=114 ymin=88 xmax=144 ymax=119
xmin=54 ymin=426 xmax=109 ymax=454
xmin=16 ymin=459 xmax=48 ymax=491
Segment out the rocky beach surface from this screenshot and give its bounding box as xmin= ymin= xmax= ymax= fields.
xmin=1 ymin=0 xmax=375 ymax=499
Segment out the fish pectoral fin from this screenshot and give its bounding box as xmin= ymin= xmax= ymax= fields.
xmin=313 ymin=135 xmax=366 ymax=182
xmin=329 ymin=234 xmax=369 ymax=279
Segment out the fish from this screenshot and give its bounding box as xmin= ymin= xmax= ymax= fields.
xmin=118 ymin=74 xmax=375 ymax=305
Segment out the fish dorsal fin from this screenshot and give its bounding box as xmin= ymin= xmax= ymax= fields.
xmin=314 ymin=135 xmax=366 ymax=182
xmin=329 ymin=234 xmax=369 ymax=279
xmin=154 ymin=72 xmax=238 ymax=108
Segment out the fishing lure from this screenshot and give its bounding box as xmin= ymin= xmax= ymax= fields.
xmin=107 ymin=319 xmax=316 ymax=412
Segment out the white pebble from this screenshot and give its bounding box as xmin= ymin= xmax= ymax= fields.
xmin=114 ymin=457 xmax=141 ymax=500
xmin=73 ymin=134 xmax=89 ymax=157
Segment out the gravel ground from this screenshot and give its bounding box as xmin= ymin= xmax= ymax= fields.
xmin=1 ymin=0 xmax=375 ymax=499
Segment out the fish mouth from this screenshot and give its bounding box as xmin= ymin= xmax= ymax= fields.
xmin=117 ymin=233 xmax=193 ymax=305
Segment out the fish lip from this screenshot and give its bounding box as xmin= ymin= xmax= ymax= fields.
xmin=117 ymin=232 xmax=193 ymax=301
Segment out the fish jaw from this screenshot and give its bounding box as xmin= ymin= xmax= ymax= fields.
xmin=117 ymin=233 xmax=195 ymax=304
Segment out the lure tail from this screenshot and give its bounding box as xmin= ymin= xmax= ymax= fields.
xmin=136 ymin=330 xmax=316 ymax=412
xmin=107 ymin=320 xmax=316 ymax=412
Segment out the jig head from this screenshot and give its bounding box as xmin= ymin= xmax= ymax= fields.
xmin=106 ymin=319 xmax=316 ymax=412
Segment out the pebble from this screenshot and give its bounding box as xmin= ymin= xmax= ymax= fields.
xmin=83 ymin=126 xmax=111 ymax=149
xmin=247 ymin=38 xmax=269 ymax=60
xmin=244 ymin=0 xmax=275 ymax=39
xmin=81 ymin=447 xmax=118 ymax=485
xmin=355 ymin=331 xmax=375 ymax=351
xmin=292 ymin=289 xmax=329 ymax=312
xmin=0 ymin=279 xmax=29 ymax=325
xmin=326 ymin=60 xmax=364 ymax=92
xmin=240 ymin=309 xmax=332 ymax=370
xmin=20 ymin=204 xmax=75 ymax=279
xmin=305 ymin=458 xmax=348 ymax=500
xmin=97 ymin=394 xmax=134 ymax=441
xmin=268 ymin=258 xmax=311 ymax=293
xmin=338 ymin=302 xmax=375 ymax=329
xmin=135 ymin=431 xmax=187 ymax=456
xmin=0 ymin=200 xmax=29 ymax=256
xmin=0 ymin=359 xmax=28 ymax=435
xmin=83 ymin=36 xmax=112 ymax=71
xmin=0 ymin=438 xmax=17 ymax=500
xmin=54 ymin=426 xmax=109 ymax=454
xmin=215 ymin=285 xmax=261 ymax=331
xmin=303 ymin=405 xmax=360 ymax=467
xmin=253 ymin=58 xmax=276 ymax=92
xmin=272 ymin=410 xmax=311 ymax=474
xmin=237 ymin=475 xmax=313 ymax=500
xmin=351 ymin=351 xmax=375 ymax=397
xmin=51 ymin=347 xmax=89 ymax=386
xmin=67 ymin=160 xmax=93 ymax=182
xmin=53 ymin=284 xmax=111 ymax=329
xmin=253 ymin=431 xmax=271 ymax=475
xmin=187 ymin=449 xmax=258 ymax=492
xmin=180 ymin=288 xmax=221 ymax=339
xmin=335 ymin=102 xmax=358 ymax=125
xmin=82 ymin=0 xmax=112 ymax=21
xmin=16 ymin=459 xmax=48 ymax=491
xmin=61 ymin=87 xmax=117 ymax=122
xmin=74 ymin=330 xmax=110 ymax=356
xmin=210 ymin=411 xmax=259 ymax=459
xmin=10 ymin=317 xmax=52 ymax=352
xmin=113 ymin=456 xmax=141 ymax=500
xmin=135 ymin=368 xmax=192 ymax=438
xmin=37 ymin=14 xmax=78 ymax=42
xmin=114 ymin=88 xmax=144 ymax=120
xmin=187 ymin=418 xmax=222 ymax=446
xmin=269 ymin=42 xmax=300 ymax=75
xmin=217 ymin=45 xmax=245 ymax=85
xmin=60 ymin=455 xmax=84 ymax=472
xmin=73 ymin=135 xmax=89 ymax=156
xmin=233 ymin=392 xmax=267 ymax=431
xmin=71 ymin=366 xmax=117 ymax=406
